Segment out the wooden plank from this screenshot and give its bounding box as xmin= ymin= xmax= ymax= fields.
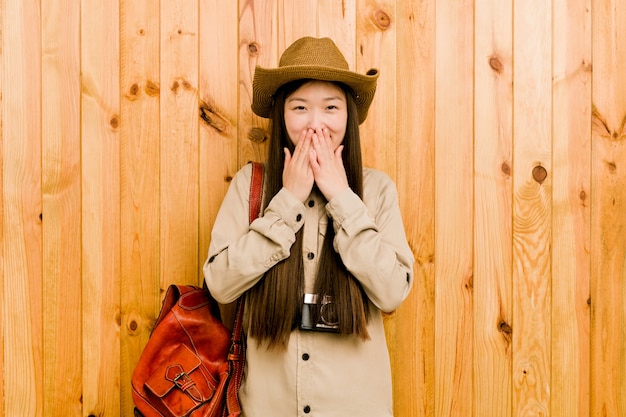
xmin=590 ymin=0 xmax=626 ymax=415
xmin=434 ymin=0 xmax=474 ymax=415
xmin=80 ymin=0 xmax=121 ymax=415
xmin=238 ymin=0 xmax=276 ymax=166
xmin=1 ymin=0 xmax=43 ymax=415
xmin=198 ymin=0 xmax=238 ymax=325
xmin=552 ymin=0 xmax=591 ymax=416
xmin=395 ymin=0 xmax=436 ymax=415
xmin=40 ymin=0 xmax=82 ymax=414
xmin=473 ymin=0 xmax=513 ymax=416
xmin=278 ymin=0 xmax=318 ymax=43
xmin=512 ymin=0 xmax=552 ymax=414
xmin=318 ymin=0 xmax=356 ymax=51
xmin=119 ymin=0 xmax=161 ymax=413
xmin=356 ymin=0 xmax=396 ymax=177
xmin=277 ymin=0 xmax=356 ymax=94
xmin=160 ymin=0 xmax=200 ymax=287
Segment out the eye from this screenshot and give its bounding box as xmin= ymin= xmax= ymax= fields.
xmin=326 ymin=105 xmax=338 ymax=110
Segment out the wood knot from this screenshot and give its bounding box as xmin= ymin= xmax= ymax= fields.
xmin=465 ymin=274 xmax=473 ymax=290
xmin=110 ymin=116 xmax=120 ymax=129
xmin=145 ymin=80 xmax=160 ymax=97
xmin=126 ymin=83 xmax=140 ymax=100
xmin=248 ymin=42 xmax=259 ymax=56
xmin=199 ymin=100 xmax=229 ymax=132
xmin=171 ymin=78 xmax=194 ymax=94
xmin=248 ymin=127 xmax=268 ymax=143
xmin=373 ymin=10 xmax=391 ymax=30
xmin=128 ymin=320 xmax=138 ymax=332
xmin=501 ymin=161 xmax=511 ymax=176
xmin=532 ymin=165 xmax=548 ymax=184
xmin=606 ymin=161 xmax=617 ymax=172
xmin=498 ymin=320 xmax=512 ymax=335
xmin=489 ymin=55 xmax=504 ymax=74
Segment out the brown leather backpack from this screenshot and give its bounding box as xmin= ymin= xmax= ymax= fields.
xmin=131 ymin=162 xmax=263 ymax=417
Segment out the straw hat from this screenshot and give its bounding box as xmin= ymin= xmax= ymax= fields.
xmin=251 ymin=37 xmax=379 ymax=124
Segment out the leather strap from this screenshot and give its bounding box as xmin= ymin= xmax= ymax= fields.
xmin=226 ymin=161 xmax=263 ymax=415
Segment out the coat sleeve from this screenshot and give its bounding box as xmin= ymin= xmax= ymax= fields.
xmin=203 ymin=164 xmax=305 ymax=303
xmin=325 ymin=169 xmax=415 ymax=312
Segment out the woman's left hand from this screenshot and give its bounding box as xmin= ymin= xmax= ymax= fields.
xmin=309 ymin=128 xmax=349 ymax=201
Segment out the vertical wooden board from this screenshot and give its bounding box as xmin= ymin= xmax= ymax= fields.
xmin=238 ymin=0 xmax=276 ymax=166
xmin=356 ymin=0 xmax=396 ymax=177
xmin=279 ymin=0 xmax=356 ymax=80
xmin=198 ymin=0 xmax=239 ymax=282
xmin=434 ymin=0 xmax=474 ymax=416
xmin=81 ymin=0 xmax=121 ymax=415
xmin=551 ymin=1 xmax=591 ymax=416
xmin=278 ymin=0 xmax=318 ymax=43
xmin=473 ymin=0 xmax=513 ymax=416
xmin=355 ymin=0 xmax=397 ymax=384
xmin=119 ymin=0 xmax=160 ymax=413
xmin=160 ymin=0 xmax=200 ymax=287
xmin=512 ymin=0 xmax=552 ymax=415
xmin=1 ymin=0 xmax=43 ymax=414
xmin=395 ymin=0 xmax=436 ymax=415
xmin=318 ymin=0 xmax=357 ymax=52
xmin=590 ymin=0 xmax=626 ymax=415
xmin=41 ymin=0 xmax=82 ymax=414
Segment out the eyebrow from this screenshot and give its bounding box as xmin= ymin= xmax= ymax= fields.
xmin=286 ymin=95 xmax=346 ymax=103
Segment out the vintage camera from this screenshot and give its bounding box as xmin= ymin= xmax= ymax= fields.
xmin=300 ymin=294 xmax=339 ymax=332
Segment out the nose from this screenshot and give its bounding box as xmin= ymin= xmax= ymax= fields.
xmin=307 ymin=110 xmax=324 ymax=131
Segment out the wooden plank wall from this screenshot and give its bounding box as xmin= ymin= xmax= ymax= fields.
xmin=1 ymin=0 xmax=625 ymax=416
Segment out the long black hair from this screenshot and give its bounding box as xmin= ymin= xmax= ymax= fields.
xmin=246 ymin=79 xmax=370 ymax=350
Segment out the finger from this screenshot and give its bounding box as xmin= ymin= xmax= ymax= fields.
xmin=335 ymin=145 xmax=344 ymax=159
xmin=284 ymin=147 xmax=292 ymax=166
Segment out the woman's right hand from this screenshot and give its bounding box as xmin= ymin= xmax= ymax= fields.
xmin=283 ymin=129 xmax=315 ymax=202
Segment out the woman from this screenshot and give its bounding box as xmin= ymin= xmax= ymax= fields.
xmin=204 ymin=37 xmax=414 ymax=417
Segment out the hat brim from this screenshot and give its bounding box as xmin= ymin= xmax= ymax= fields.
xmin=251 ymin=65 xmax=379 ymax=125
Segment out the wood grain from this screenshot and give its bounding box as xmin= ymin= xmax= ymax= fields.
xmin=1 ymin=1 xmax=626 ymax=416
xmin=199 ymin=0 xmax=239 ymax=325
xmin=434 ymin=0 xmax=474 ymax=415
xmin=81 ymin=0 xmax=121 ymax=415
xmin=552 ymin=0 xmax=592 ymax=415
xmin=591 ymin=0 xmax=626 ymax=415
xmin=119 ymin=0 xmax=161 ymax=413
xmin=160 ymin=0 xmax=200 ymax=288
xmin=395 ymin=0 xmax=436 ymax=415
xmin=238 ymin=0 xmax=275 ymax=166
xmin=357 ymin=0 xmax=396 ymax=177
xmin=41 ymin=0 xmax=82 ymax=414
xmin=474 ymin=0 xmax=513 ymax=415
xmin=512 ymin=0 xmax=552 ymax=415
xmin=1 ymin=0 xmax=43 ymax=415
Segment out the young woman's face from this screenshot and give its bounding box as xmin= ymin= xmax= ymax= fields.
xmin=283 ymin=81 xmax=348 ymax=150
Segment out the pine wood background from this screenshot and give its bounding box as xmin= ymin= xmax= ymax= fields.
xmin=1 ymin=0 xmax=625 ymax=416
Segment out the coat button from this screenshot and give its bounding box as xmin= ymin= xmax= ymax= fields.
xmin=296 ymin=213 xmax=302 ymax=222
xmin=307 ymin=252 xmax=315 ymax=260
xmin=304 ymin=405 xmax=311 ymax=413
xmin=302 ymin=353 xmax=310 ymax=361
xmin=308 ymin=200 xmax=315 ymax=207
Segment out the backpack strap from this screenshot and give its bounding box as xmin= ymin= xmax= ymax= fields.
xmin=226 ymin=161 xmax=264 ymax=414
